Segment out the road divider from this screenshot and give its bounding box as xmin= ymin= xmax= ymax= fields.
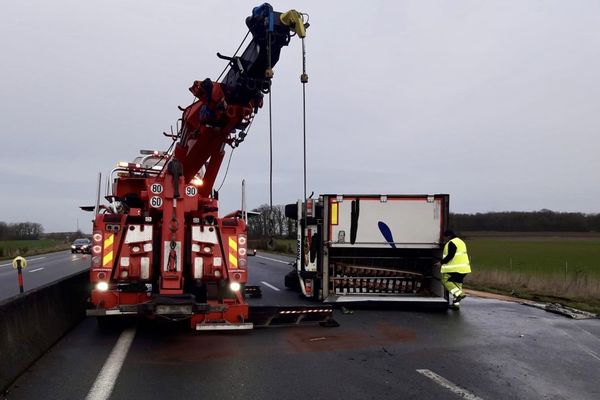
xmin=0 ymin=271 xmax=88 ymax=393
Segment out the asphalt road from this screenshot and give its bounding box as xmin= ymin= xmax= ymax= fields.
xmin=0 ymin=251 xmax=90 ymax=301
xmin=3 ymin=253 xmax=600 ymax=400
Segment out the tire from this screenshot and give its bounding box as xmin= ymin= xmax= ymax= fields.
xmin=284 ymin=271 xmax=300 ymax=291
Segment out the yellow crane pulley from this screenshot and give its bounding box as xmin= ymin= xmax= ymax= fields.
xmin=280 ymin=10 xmax=306 ymax=38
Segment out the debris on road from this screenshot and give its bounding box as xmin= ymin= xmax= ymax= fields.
xmin=466 ymin=289 xmax=598 ymax=319
xmin=525 ymin=302 xmax=598 ymax=320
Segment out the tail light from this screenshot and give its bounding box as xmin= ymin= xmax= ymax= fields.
xmin=238 ymin=235 xmax=247 ymax=268
xmin=92 ymin=231 xmax=103 ymax=267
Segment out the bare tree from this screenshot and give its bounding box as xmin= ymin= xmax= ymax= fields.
xmin=247 ymin=204 xmax=296 ymax=238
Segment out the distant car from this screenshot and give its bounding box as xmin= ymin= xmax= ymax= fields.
xmin=249 ymin=249 xmax=257 ymax=256
xmin=71 ymin=238 xmax=91 ymax=254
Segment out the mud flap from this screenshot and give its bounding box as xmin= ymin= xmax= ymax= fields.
xmin=249 ymin=305 xmax=339 ymax=328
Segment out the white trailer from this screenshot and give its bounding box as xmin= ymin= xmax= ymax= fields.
xmin=284 ymin=194 xmax=450 ymax=307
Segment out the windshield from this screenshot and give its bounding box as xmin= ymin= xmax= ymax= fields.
xmin=74 ymin=239 xmax=89 ymax=244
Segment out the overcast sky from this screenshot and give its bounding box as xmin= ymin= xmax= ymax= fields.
xmin=1 ymin=0 xmax=599 ymax=233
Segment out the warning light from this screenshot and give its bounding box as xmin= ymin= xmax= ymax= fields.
xmin=331 ymin=202 xmax=339 ymax=225
xmin=192 ymin=177 xmax=204 ymax=186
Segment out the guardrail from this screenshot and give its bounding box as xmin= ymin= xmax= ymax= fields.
xmin=0 ymin=271 xmax=88 ymax=393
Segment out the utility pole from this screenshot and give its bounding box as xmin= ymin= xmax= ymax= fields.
xmin=241 ymin=179 xmax=247 ymax=224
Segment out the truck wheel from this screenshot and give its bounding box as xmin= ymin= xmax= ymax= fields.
xmin=284 ymin=271 xmax=300 ymax=291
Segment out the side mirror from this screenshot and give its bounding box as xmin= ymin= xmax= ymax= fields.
xmin=285 ymin=203 xmax=298 ymax=220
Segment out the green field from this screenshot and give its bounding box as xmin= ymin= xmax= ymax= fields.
xmin=468 ymin=236 xmax=600 ymax=277
xmin=0 ymin=239 xmax=70 ymax=259
xmin=466 ymin=235 xmax=600 ymax=312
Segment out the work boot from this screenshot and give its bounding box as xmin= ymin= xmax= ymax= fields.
xmin=449 ymin=302 xmax=460 ymax=310
xmin=454 ymin=293 xmax=467 ymax=302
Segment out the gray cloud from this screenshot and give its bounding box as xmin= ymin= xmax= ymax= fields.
xmin=1 ymin=0 xmax=599 ymax=232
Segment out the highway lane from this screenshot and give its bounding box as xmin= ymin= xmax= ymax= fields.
xmin=0 ymin=251 xmax=90 ymax=301
xmin=246 ymin=253 xmax=307 ymax=306
xmin=3 ymin=253 xmax=600 ymax=400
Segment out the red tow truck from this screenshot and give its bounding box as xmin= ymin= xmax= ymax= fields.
xmin=86 ymin=4 xmax=335 ymax=330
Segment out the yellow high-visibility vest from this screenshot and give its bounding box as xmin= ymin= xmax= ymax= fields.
xmin=441 ymin=237 xmax=471 ymax=274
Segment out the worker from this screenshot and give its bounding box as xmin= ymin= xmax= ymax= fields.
xmin=440 ymin=230 xmax=471 ymax=309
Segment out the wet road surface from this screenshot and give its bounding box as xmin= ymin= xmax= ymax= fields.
xmin=3 ymin=253 xmax=599 ymax=400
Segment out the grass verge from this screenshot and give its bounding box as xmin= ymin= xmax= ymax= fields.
xmin=0 ymin=240 xmax=70 ymax=260
xmin=248 ymin=238 xmax=295 ymax=255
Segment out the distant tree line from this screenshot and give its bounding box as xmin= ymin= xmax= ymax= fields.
xmin=44 ymin=230 xmax=88 ymax=242
xmin=0 ymin=221 xmax=44 ymax=240
xmin=450 ymin=210 xmax=600 ymax=232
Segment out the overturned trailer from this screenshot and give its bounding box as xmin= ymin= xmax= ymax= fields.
xmin=285 ymin=194 xmax=451 ymax=308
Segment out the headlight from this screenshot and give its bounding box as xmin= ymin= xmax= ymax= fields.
xmin=71 ymin=245 xmax=76 ymax=249
xmin=229 ymin=282 xmax=241 ymax=292
xmin=96 ymin=281 xmax=109 ymax=292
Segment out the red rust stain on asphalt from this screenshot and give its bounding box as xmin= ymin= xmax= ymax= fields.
xmin=283 ymin=322 xmax=416 ymax=353
xmin=132 ymin=334 xmax=242 ymax=364
xmin=376 ymin=322 xmax=417 ymax=342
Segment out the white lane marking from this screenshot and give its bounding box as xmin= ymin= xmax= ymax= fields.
xmin=260 ymin=281 xmax=281 ymax=292
xmin=20 ymin=256 xmax=46 ymax=262
xmin=558 ymin=328 xmax=600 ymax=362
xmin=85 ymin=328 xmax=137 ymax=400
xmin=575 ymin=343 xmax=600 ymax=362
xmin=417 ymin=369 xmax=484 ymax=400
xmin=28 ymin=267 xmax=45 ymax=273
xmin=0 ymin=256 xmax=47 ymax=268
xmin=255 ymin=255 xmax=292 ymax=265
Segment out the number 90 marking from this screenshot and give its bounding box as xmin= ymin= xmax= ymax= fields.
xmin=185 ymin=186 xmax=197 ymax=197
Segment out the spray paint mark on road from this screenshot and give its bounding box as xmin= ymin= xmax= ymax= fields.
xmin=85 ymin=328 xmax=136 ymax=400
xmin=417 ymin=369 xmax=484 ymax=400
